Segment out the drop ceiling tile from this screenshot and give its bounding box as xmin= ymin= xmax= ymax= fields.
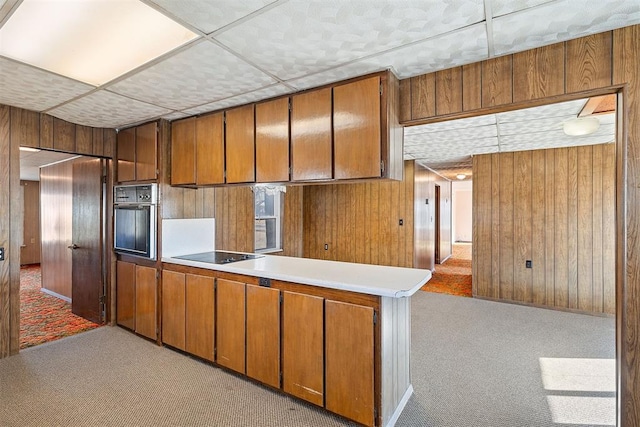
xmin=109 ymin=41 xmax=276 ymax=110
xmin=492 ymin=0 xmax=640 ymax=56
xmin=216 ymin=0 xmax=485 ymax=81
xmin=48 ymin=90 xmax=172 ymax=128
xmin=287 ymin=23 xmax=488 ymax=90
xmin=491 ymin=0 xmax=556 ymax=17
xmin=405 ymin=112 xmax=497 ymax=136
xmin=148 ymin=0 xmax=277 ymax=33
xmin=498 ymin=115 xmax=574 ymax=135
xmin=181 ymin=84 xmax=292 ymax=116
xmin=0 ymin=56 xmax=94 ymax=111
xmin=597 ymin=113 xmax=616 ymax=126
xmin=405 ymin=124 xmax=497 ymax=145
xmin=496 ymin=98 xmax=586 ymax=123
xmin=499 ymin=123 xmax=615 ymax=146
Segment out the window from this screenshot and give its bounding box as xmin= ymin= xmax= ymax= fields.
xmin=254 ymin=186 xmax=284 ymax=253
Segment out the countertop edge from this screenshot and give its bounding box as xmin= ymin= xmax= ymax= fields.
xmin=161 ymin=256 xmax=431 ymax=299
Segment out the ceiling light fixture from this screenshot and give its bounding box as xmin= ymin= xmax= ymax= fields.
xmin=456 ymin=174 xmax=466 ymax=180
xmin=563 ymin=117 xmax=600 ymax=136
xmin=0 ymin=0 xmax=198 ymax=86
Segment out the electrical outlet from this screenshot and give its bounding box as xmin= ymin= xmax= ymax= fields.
xmin=399 ymin=219 xmax=404 ymax=226
xmin=324 ymin=244 xmax=329 ymax=250
xmin=259 ymin=277 xmax=271 ymax=287
xmin=0 ymin=247 xmax=4 ymax=261
xmin=526 ymin=260 xmax=532 ymax=268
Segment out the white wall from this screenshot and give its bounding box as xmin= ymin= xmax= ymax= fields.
xmin=452 ymin=180 xmax=472 ymax=243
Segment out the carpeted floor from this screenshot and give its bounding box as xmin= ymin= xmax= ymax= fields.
xmin=20 ymin=264 xmax=100 ymax=349
xmin=0 ymin=292 xmax=615 ymax=427
xmin=421 ymin=243 xmax=472 ymax=297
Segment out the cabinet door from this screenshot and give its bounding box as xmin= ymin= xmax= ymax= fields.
xmin=216 ymin=278 xmax=246 ymax=373
xmin=135 ymin=122 xmax=157 ymax=181
xmin=333 ymin=76 xmax=381 ymax=179
xmin=185 ymin=274 xmax=215 ymax=361
xmin=196 ymin=113 xmax=225 ymax=185
xmin=161 ymin=270 xmax=186 ymax=350
xmin=171 ymin=117 xmax=196 ymax=185
xmin=282 ymin=291 xmax=324 ymax=406
xmin=256 ymin=98 xmax=290 ymax=183
xmin=117 ymin=127 xmax=136 ymax=182
xmin=291 ymin=88 xmax=332 ymax=181
xmin=246 ymin=284 xmax=280 ymax=388
xmin=325 ymin=300 xmax=375 ymax=427
xmin=225 ymin=104 xmax=255 ymax=184
xmin=135 ymin=265 xmax=157 ymax=340
xmin=116 ymin=261 xmax=135 ymax=330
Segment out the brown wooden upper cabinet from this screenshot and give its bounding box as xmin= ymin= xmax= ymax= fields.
xmin=256 ymin=98 xmax=290 ymax=183
xmin=291 ymin=88 xmax=333 ymax=181
xmin=226 ymin=104 xmax=255 ymax=184
xmin=116 ymin=122 xmax=158 ymax=183
xmin=171 ymin=114 xmax=225 ymax=186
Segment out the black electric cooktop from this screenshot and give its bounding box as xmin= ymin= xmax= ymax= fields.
xmin=174 ymin=251 xmax=262 ymax=265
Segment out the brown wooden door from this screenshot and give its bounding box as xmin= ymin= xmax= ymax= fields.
xmin=135 ymin=265 xmax=157 ymax=340
xmin=196 ymin=113 xmax=225 ymax=185
xmin=246 ymin=284 xmax=280 ymax=388
xmin=117 ymin=127 xmax=135 ymax=182
xmin=282 ymin=291 xmax=324 ymax=406
xmin=171 ymin=117 xmax=196 ymax=185
xmin=325 ymin=300 xmax=375 ymax=426
xmin=135 ymin=122 xmax=157 ymax=181
xmin=116 ymin=261 xmax=135 ymax=330
xmin=291 ymin=88 xmax=332 ymax=181
xmin=216 ymin=278 xmax=246 ymax=373
xmin=225 ymin=104 xmax=255 ymax=184
xmin=256 ymin=98 xmax=290 ymax=183
xmin=185 ymin=274 xmax=215 ymax=361
xmin=161 ymin=270 xmax=186 ymax=350
xmin=71 ymin=157 xmax=104 ymax=324
xmin=333 ymin=76 xmax=381 ymax=179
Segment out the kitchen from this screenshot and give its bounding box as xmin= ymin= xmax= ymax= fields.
xmin=0 ymin=1 xmax=639 ymax=426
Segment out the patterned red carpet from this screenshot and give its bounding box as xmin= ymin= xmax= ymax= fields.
xmin=421 ymin=244 xmax=472 ymax=297
xmin=20 ymin=265 xmax=100 ymax=349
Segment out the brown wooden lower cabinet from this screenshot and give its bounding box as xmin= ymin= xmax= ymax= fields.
xmin=216 ymin=278 xmax=246 ymax=374
xmin=282 ymin=291 xmax=324 ymax=406
xmin=135 ymin=265 xmax=158 ymax=340
xmin=185 ymin=274 xmax=215 ymax=361
xmin=325 ymin=300 xmax=375 ymax=427
xmin=116 ymin=261 xmax=135 ymax=330
xmin=158 ymin=263 xmax=413 ymax=427
xmin=162 ymin=270 xmax=186 ymax=350
xmin=246 ymin=284 xmax=281 ymax=388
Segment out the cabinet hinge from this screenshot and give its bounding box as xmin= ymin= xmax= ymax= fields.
xmin=214 ymin=279 xmax=217 ymax=290
xmin=380 ymin=160 xmax=385 ymax=174
xmin=374 ymin=407 xmax=378 ymax=420
xmin=98 ymin=295 xmax=105 ymax=304
xmin=288 ymin=99 xmax=292 ymax=112
xmin=101 ymin=175 xmax=107 ymax=184
xmin=373 ymin=311 xmax=378 ymax=325
xmin=156 ymin=270 xmax=160 ymax=279
xmin=380 ymin=83 xmax=383 ymax=96
xmin=280 ymin=293 xmax=283 ymax=304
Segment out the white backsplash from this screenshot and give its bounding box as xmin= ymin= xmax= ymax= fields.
xmin=162 ymin=218 xmax=215 ymax=258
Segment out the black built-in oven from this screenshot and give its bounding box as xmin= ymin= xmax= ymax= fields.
xmin=113 ymin=184 xmax=157 ymax=260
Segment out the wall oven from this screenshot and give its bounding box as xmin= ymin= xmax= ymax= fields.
xmin=113 ymin=184 xmax=157 ymax=260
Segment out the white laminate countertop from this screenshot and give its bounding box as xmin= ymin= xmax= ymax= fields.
xmin=162 ymin=253 xmax=431 ymax=298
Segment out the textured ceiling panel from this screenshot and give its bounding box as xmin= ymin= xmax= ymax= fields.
xmin=20 ymin=150 xmax=78 ymax=181
xmin=181 ymin=83 xmax=292 ymax=116
xmin=287 ymin=23 xmax=488 ymax=90
xmin=109 ymin=41 xmax=276 ymax=110
xmin=498 ymin=115 xmax=573 ymax=135
xmin=0 ymin=56 xmax=93 ymax=111
xmin=48 ymin=90 xmax=172 ymax=128
xmin=499 ymin=123 xmax=616 ymax=146
xmin=405 ymin=112 xmax=496 ymax=135
xmin=216 ymin=0 xmax=485 ymax=80
xmin=490 ymin=0 xmax=556 ymax=17
xmin=496 ymin=98 xmax=586 ymax=122
xmin=492 ymin=0 xmax=640 ymax=55
xmin=148 ymin=0 xmax=277 ymax=33
xmin=405 ymin=124 xmax=497 ymax=144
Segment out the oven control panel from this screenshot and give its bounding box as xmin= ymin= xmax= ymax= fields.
xmin=114 ymin=184 xmax=157 ymax=204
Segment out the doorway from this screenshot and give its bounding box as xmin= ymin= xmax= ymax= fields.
xmin=19 ymin=150 xmax=105 ymax=348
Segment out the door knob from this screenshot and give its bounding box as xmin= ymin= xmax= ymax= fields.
xmin=68 ymin=244 xmax=79 ymax=249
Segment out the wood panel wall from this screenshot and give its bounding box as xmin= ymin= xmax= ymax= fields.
xmin=400 ymin=27 xmax=640 ymax=425
xmin=20 ymin=180 xmax=40 ymax=265
xmin=303 ymin=161 xmax=415 ymax=267
xmin=214 ymin=186 xmax=255 ymax=253
xmin=472 ymin=145 xmax=616 ymax=314
xmin=39 ymin=159 xmax=77 ymax=299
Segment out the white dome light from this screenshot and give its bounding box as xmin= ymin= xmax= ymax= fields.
xmin=563 ymin=117 xmax=600 ymax=136
xmin=456 ymin=174 xmax=466 ymax=180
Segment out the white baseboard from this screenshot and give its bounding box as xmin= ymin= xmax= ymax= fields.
xmin=40 ymin=288 xmax=71 ymax=303
xmin=385 ymin=384 xmax=414 ymax=427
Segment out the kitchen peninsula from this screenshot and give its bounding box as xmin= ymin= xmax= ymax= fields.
xmin=161 ymin=251 xmax=431 ymax=427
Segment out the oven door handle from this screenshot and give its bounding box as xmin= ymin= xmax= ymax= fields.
xmin=67 ymin=244 xmax=80 ymax=250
